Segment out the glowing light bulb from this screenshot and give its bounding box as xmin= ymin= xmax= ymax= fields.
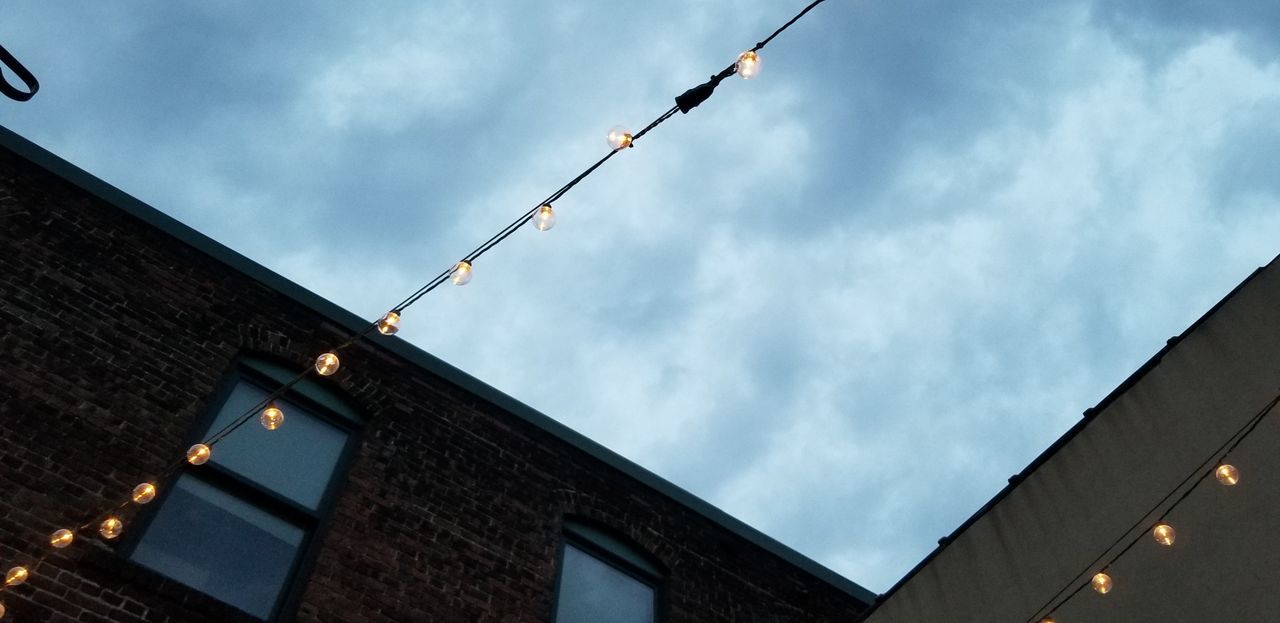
xmin=4 ymin=567 xmax=27 ymax=586
xmin=1040 ymin=618 xmax=1055 ymax=623
xmin=132 ymin=483 xmax=157 ymax=504
xmin=451 ymin=261 xmax=473 ymax=286
xmin=1091 ymin=572 xmax=1112 ymax=595
xmin=315 ymin=352 xmax=340 ymax=376
xmin=186 ymin=443 xmax=211 ymax=465
xmin=49 ymin=528 xmax=74 ymax=549
xmin=533 ymin=204 xmax=556 ymax=231
xmin=0 ymin=601 xmax=6 ymax=618
xmin=1153 ymin=523 xmax=1176 ymax=547
xmin=607 ymin=126 xmax=633 ymax=150
xmin=99 ymin=517 xmax=123 ymax=540
xmin=377 ymin=311 xmax=401 ymax=336
xmin=261 ymin=404 xmax=285 ymax=430
xmin=736 ymin=51 xmax=761 ymax=79
xmin=1216 ymin=464 xmax=1239 ymax=486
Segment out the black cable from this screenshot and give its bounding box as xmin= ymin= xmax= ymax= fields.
xmin=396 ymin=0 xmax=827 ymax=313
xmin=753 ymin=0 xmax=827 ymax=52
xmin=202 ymin=371 xmax=310 ymax=447
xmin=399 ymin=105 xmax=681 ymax=312
xmin=1026 ymin=391 xmax=1280 ymax=622
xmin=393 ymin=270 xmax=452 ymax=314
xmin=631 ymin=105 xmax=680 ymax=142
xmin=0 ymin=0 xmax=837 ymax=590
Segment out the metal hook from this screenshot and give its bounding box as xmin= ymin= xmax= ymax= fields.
xmin=0 ymin=44 xmax=39 ymax=102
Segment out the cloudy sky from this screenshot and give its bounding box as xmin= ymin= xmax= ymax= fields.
xmin=4 ymin=1 xmax=1280 ymax=594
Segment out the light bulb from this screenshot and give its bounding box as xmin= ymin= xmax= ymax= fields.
xmin=50 ymin=528 xmax=74 ymax=549
xmin=607 ymin=126 xmax=633 ymax=150
xmin=533 ymin=204 xmax=556 ymax=231
xmin=1040 ymin=617 xmax=1055 ymax=623
xmin=451 ymin=261 xmax=473 ymax=286
xmin=261 ymin=404 xmax=284 ymax=430
xmin=315 ymin=352 xmax=340 ymax=376
xmin=186 ymin=443 xmax=211 ymax=465
xmin=1216 ymin=464 xmax=1239 ymax=486
xmin=131 ymin=483 xmax=157 ymax=504
xmin=0 ymin=601 xmax=6 ymax=618
xmin=736 ymin=51 xmax=761 ymax=79
xmin=1091 ymin=572 xmax=1112 ymax=595
xmin=99 ymin=517 xmax=123 ymax=540
xmin=1153 ymin=523 xmax=1176 ymax=547
xmin=377 ymin=311 xmax=401 ymax=336
xmin=4 ymin=567 xmax=27 ymax=586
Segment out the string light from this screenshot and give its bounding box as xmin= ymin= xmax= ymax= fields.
xmin=4 ymin=567 xmax=26 ymax=587
xmin=186 ymin=443 xmax=211 ymax=465
xmin=314 ymin=353 xmax=340 ymax=376
xmin=0 ymin=1 xmax=835 ymax=613
xmin=1018 ymin=393 xmax=1280 ymax=623
xmin=1216 ymin=464 xmax=1239 ymax=486
xmin=260 ymin=404 xmax=285 ymax=430
xmin=99 ymin=517 xmax=123 ymax=540
xmin=450 ymin=261 xmax=473 ymax=286
xmin=377 ymin=311 xmax=401 ymax=336
xmin=49 ymin=529 xmax=74 ymax=549
xmin=736 ymin=51 xmax=761 ymax=79
xmin=533 ymin=204 xmax=556 ymax=232
xmin=131 ymin=483 xmax=156 ymax=504
xmin=6 ymin=1 xmax=1269 ymax=619
xmin=1090 ymin=572 xmax=1112 ymax=595
xmin=607 ymin=126 xmax=633 ymax=151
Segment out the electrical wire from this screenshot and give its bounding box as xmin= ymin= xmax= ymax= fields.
xmin=753 ymin=0 xmax=828 ymax=52
xmin=1023 ymin=391 xmax=1280 ymax=622
xmin=0 ymin=0 xmax=834 ymax=598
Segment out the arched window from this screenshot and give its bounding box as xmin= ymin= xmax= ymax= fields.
xmin=124 ymin=355 xmax=363 ymax=620
xmin=553 ymin=518 xmax=665 ymax=623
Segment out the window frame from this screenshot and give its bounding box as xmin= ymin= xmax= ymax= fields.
xmin=551 ymin=518 xmax=667 ymax=623
xmin=120 ymin=355 xmax=364 ymax=622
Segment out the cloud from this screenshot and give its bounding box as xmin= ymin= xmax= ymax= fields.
xmin=304 ymin=4 xmax=512 ymax=132
xmin=1092 ymin=1 xmax=1280 ymax=64
xmin=4 ymin=0 xmax=1280 ymax=597
xmin=683 ymin=25 xmax=1280 ymax=591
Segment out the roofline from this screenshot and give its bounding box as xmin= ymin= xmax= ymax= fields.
xmin=861 ymin=252 xmax=1279 ymax=613
xmin=0 ymin=124 xmax=877 ymax=607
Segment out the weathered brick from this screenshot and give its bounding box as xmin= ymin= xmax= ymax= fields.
xmin=0 ymin=131 xmax=871 ymax=622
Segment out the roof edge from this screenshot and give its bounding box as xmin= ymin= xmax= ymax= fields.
xmin=0 ymin=124 xmax=876 ymax=607
xmin=863 ymin=254 xmax=1278 ymax=613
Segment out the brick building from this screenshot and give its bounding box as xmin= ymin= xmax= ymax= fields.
xmin=0 ymin=125 xmax=875 ymax=622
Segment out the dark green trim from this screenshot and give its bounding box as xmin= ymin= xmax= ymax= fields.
xmin=553 ymin=540 xmax=663 ymax=623
xmin=240 ymin=355 xmax=362 ymax=426
xmin=0 ymin=123 xmax=876 ymax=607
xmin=119 ymin=356 xmax=365 ymax=622
xmin=564 ymin=518 xmax=666 ymax=579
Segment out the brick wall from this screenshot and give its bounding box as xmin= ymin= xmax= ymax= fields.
xmin=0 ymin=137 xmax=869 ymax=622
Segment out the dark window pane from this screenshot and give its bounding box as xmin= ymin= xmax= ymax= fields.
xmin=131 ymin=474 xmax=305 ymax=619
xmin=555 ymin=544 xmax=655 ymax=623
xmin=203 ymin=381 xmax=347 ymax=510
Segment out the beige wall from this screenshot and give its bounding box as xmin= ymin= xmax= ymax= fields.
xmin=867 ymin=255 xmax=1280 ymax=623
